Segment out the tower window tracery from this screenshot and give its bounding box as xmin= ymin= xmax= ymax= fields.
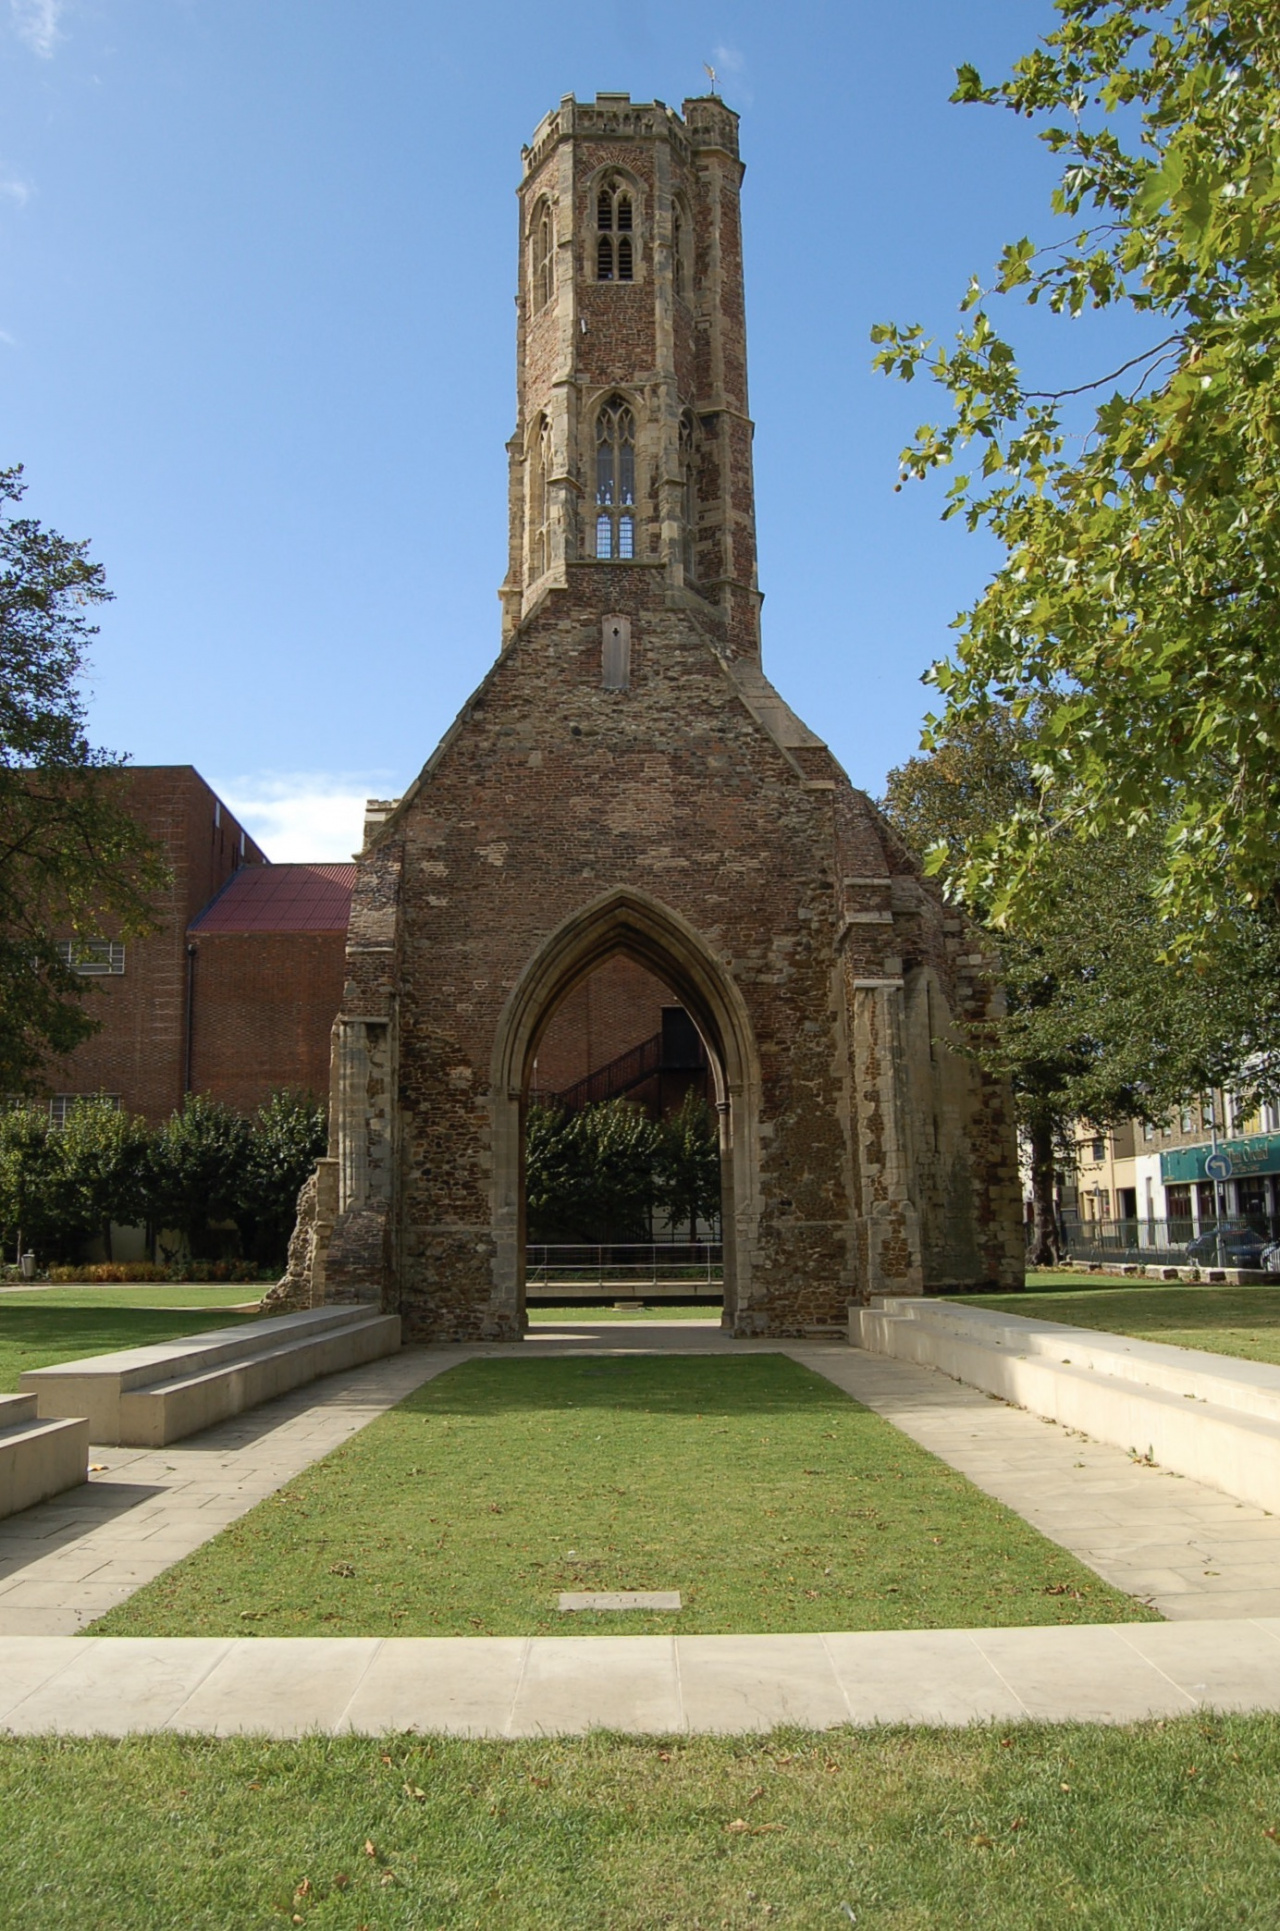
xmin=594 ymin=396 xmax=636 ymax=559
xmin=531 ymin=201 xmax=554 ymax=312
xmin=595 ymin=175 xmax=635 ymax=282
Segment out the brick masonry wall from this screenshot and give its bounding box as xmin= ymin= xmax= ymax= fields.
xmin=532 ymin=956 xmax=674 ymax=1095
xmin=187 ymin=931 xmax=344 ymax=1116
xmin=47 ymin=767 xmax=268 ymax=1124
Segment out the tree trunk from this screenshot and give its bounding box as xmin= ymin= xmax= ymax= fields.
xmin=1029 ymin=1118 xmax=1061 ymax=1269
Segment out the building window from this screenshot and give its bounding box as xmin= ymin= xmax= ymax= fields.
xmin=1180 ymin=1108 xmax=1193 ymax=1133
xmin=49 ymin=1093 xmax=120 ymax=1128
xmin=528 ymin=414 xmax=551 ymax=578
xmin=595 ymin=175 xmax=635 ymax=282
xmin=594 ymin=396 xmax=636 ymax=558
xmin=1091 ymin=1136 xmax=1106 ymax=1164
xmin=1142 ymin=1120 xmax=1155 ymax=1142
xmin=531 ymin=200 xmax=554 ymax=312
xmin=679 ymin=411 xmax=696 ymax=577
xmin=672 ymin=197 xmax=691 ymax=298
xmin=55 ymin=939 xmax=125 ymax=976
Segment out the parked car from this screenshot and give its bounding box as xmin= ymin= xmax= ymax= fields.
xmin=1185 ymin=1222 xmax=1271 ymax=1267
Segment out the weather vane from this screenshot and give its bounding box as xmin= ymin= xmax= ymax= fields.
xmin=703 ymin=61 xmax=718 ymax=95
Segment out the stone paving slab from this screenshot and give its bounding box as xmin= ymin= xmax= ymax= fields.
xmin=1 ymin=1622 xmax=1277 ymax=1735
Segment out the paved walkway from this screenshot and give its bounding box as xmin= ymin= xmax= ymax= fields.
xmin=2 ymin=1317 xmax=1280 ymax=1729
xmin=0 ymin=1347 xmax=451 ymax=1634
xmin=2 ymin=1621 xmax=1279 ymax=1735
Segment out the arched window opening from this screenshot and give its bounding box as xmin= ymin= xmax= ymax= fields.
xmin=594 ymin=397 xmax=636 ymax=559
xmin=672 ymin=200 xmax=691 ymax=299
xmin=595 ymin=176 xmax=636 ymax=282
xmin=529 ymin=415 xmax=551 ymax=579
xmin=679 ymin=413 xmax=696 ymax=577
xmin=531 ymin=202 xmax=554 ymax=312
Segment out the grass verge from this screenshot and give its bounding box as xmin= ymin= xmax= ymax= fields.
xmin=91 ymin=1354 xmax=1151 ymax=1639
xmin=1 ymin=1718 xmax=1278 ymax=1928
xmin=0 ymin=1291 xmax=260 ymax=1393
xmin=962 ymin=1282 xmax=1280 ymax=1369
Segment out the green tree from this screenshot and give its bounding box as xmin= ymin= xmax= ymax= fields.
xmin=0 ymin=466 xmax=166 ymax=1092
xmin=148 ymin=1095 xmax=253 ymax=1264
xmin=872 ymin=3 xmax=1280 ymax=933
xmin=654 ymin=1090 xmax=721 ymax=1241
xmin=884 ymin=707 xmax=1280 ymax=1261
xmin=51 ymin=1099 xmax=151 ymax=1261
xmin=525 ymin=1100 xmax=659 ymax=1243
xmin=0 ymin=1104 xmax=58 ymax=1265
xmin=237 ymin=1089 xmax=328 ymax=1270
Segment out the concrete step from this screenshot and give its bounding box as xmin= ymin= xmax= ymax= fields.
xmin=0 ymin=1395 xmax=89 ymax=1520
xmin=850 ymin=1297 xmax=1280 ymax=1517
xmin=22 ymin=1308 xmax=402 ymax=1447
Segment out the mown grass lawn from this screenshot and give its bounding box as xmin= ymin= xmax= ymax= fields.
xmin=527 ymin=1302 xmax=719 ymax=1322
xmin=2 ymin=1717 xmax=1277 ymax=1929
xmin=0 ymin=1288 xmax=260 ymax=1393
xmin=92 ymin=1354 xmax=1150 ymax=1639
xmin=963 ymin=1281 xmax=1280 ymax=1369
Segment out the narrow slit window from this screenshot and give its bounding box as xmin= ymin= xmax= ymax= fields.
xmin=617 ymin=235 xmax=633 ymax=281
xmin=532 ymin=202 xmax=554 ymax=311
xmin=596 ymin=233 xmax=613 ymax=281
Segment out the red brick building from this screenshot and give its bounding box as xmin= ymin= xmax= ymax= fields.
xmin=48 ymin=768 xmax=353 ymax=1123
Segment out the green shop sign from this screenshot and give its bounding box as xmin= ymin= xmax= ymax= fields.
xmin=1161 ymin=1132 xmax=1280 ymax=1184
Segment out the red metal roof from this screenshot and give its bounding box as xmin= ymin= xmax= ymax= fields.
xmin=189 ymin=863 xmax=356 ymax=934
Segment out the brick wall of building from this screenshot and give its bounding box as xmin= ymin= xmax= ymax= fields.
xmin=532 ymin=956 xmax=672 ymax=1094
xmin=187 ymin=930 xmax=345 ymax=1115
xmin=48 ymin=767 xmax=267 ymax=1123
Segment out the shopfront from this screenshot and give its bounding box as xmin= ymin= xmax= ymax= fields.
xmin=1161 ymin=1134 xmax=1280 ymax=1228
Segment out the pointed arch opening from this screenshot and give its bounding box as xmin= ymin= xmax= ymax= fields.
xmin=489 ymin=890 xmax=761 ymax=1330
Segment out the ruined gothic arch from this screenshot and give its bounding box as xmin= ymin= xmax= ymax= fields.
xmin=487 ymin=887 xmax=762 ymax=1330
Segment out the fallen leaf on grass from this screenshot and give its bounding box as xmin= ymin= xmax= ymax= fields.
xmin=403 ymin=1783 xmax=426 ymax=1801
xmin=329 ymin=1562 xmax=357 ymax=1579
xmin=725 ymin=1818 xmax=784 ymax=1835
xmin=294 ymin=1879 xmax=312 ymax=1900
xmin=363 ymin=1840 xmax=377 ymax=1858
xmin=332 ymin=1874 xmax=349 ymax=1889
xmin=971 ymin=1835 xmax=994 ymax=1851
xmin=1264 ymin=1827 xmax=1278 ymax=1842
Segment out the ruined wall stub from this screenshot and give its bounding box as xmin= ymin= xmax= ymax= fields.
xmin=318 ymin=92 xmax=1025 ymax=1339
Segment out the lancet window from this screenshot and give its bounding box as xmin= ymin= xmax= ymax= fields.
xmin=594 ymin=396 xmax=636 ymax=560
xmin=595 ymin=175 xmax=635 ymax=282
xmin=531 ymin=201 xmax=554 ymax=312
xmin=679 ymin=412 xmax=696 ymax=577
xmin=528 ymin=415 xmax=551 ymax=579
xmin=672 ymin=198 xmax=691 ymax=299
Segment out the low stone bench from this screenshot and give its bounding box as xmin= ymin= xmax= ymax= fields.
xmin=851 ymin=1295 xmax=1280 ymax=1517
xmin=20 ymin=1306 xmax=401 ymax=1448
xmin=0 ymin=1394 xmax=89 ymax=1519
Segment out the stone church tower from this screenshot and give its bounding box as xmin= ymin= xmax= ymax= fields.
xmin=305 ymin=92 xmax=1024 ymax=1338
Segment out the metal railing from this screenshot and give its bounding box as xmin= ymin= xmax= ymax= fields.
xmin=1050 ymin=1216 xmax=1280 ymax=1269
xmin=526 ymin=1241 xmax=723 ymax=1293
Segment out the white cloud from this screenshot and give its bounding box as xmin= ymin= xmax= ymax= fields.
xmin=0 ymin=178 xmax=31 ymax=207
xmin=10 ymin=0 xmax=64 ymax=58
xmin=211 ymin=772 xmax=400 ymax=863
xmin=711 ymin=44 xmax=746 ymax=73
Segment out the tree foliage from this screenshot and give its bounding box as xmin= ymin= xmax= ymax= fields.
xmin=50 ymin=1099 xmax=151 ymax=1260
xmin=873 ymin=2 xmax=1280 ymax=931
xmin=235 ymin=1088 xmax=328 ymax=1266
xmin=883 ymin=705 xmax=1280 ymax=1258
xmin=0 ymin=466 xmax=167 ymax=1091
xmin=525 ymin=1093 xmax=722 ymax=1245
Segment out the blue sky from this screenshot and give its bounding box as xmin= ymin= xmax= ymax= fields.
xmin=1 ymin=0 xmax=1136 ymax=859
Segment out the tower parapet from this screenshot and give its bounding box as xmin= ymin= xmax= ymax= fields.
xmin=501 ymin=92 xmax=760 ymax=659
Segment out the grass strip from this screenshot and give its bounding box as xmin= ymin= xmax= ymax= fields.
xmin=1 ymin=1718 xmax=1277 ymax=1928
xmin=92 ymin=1354 xmax=1150 ymax=1639
xmin=0 ymin=1294 xmax=260 ymax=1393
xmin=962 ymin=1283 xmax=1280 ymax=1369
xmin=526 ymin=1302 xmax=719 ymax=1322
